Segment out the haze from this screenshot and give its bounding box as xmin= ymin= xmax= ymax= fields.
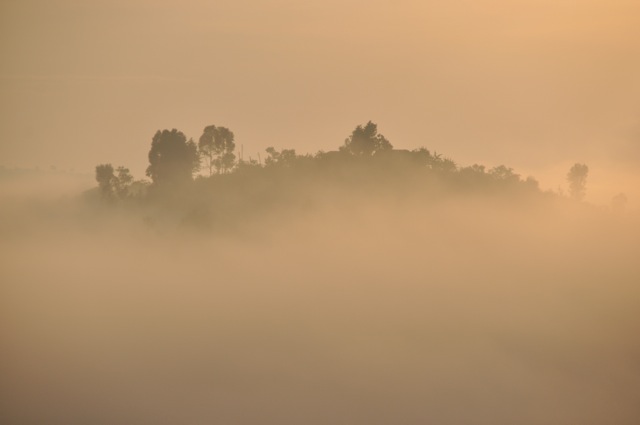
xmin=1 ymin=1 xmax=640 ymax=424
xmin=2 ymin=0 xmax=640 ymax=202
xmin=2 ymin=175 xmax=639 ymax=423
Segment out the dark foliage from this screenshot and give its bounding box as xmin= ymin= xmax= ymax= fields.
xmin=340 ymin=121 xmax=392 ymax=157
xmin=198 ymin=125 xmax=236 ymax=176
xmin=93 ymin=121 xmax=577 ymax=231
xmin=146 ymin=129 xmax=199 ymax=188
xmin=567 ymin=163 xmax=589 ymax=201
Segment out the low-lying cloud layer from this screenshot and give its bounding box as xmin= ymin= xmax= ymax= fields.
xmin=1 ymin=177 xmax=638 ymax=424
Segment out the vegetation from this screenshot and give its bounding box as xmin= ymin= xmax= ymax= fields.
xmin=567 ymin=163 xmax=589 ymax=201
xmin=93 ymin=121 xmax=595 ymax=230
xmin=145 ymin=129 xmax=199 ymax=189
xmin=198 ymin=125 xmax=236 ymax=176
xmin=94 ymin=164 xmax=137 ymax=200
xmin=340 ymin=121 xmax=392 ymax=157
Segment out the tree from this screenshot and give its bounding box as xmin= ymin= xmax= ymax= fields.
xmin=95 ymin=164 xmax=137 ymax=200
xmin=489 ymin=165 xmax=520 ymax=182
xmin=411 ymin=147 xmax=433 ymax=165
xmin=95 ymin=164 xmax=116 ymax=199
xmin=198 ymin=125 xmax=236 ymax=175
xmin=340 ymin=121 xmax=392 ymax=156
xmin=114 ymin=166 xmax=133 ymax=198
xmin=567 ymin=163 xmax=589 ymax=201
xmin=146 ymin=129 xmax=199 ymax=186
xmin=95 ymin=164 xmax=136 ymax=200
xmin=265 ymin=147 xmax=298 ymax=167
xmin=431 ymin=155 xmax=457 ymax=173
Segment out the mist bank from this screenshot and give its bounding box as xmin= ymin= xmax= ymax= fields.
xmin=1 ymin=172 xmax=639 ymax=424
xmin=1 ymin=119 xmax=638 ymax=424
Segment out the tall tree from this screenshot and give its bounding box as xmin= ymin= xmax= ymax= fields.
xmin=198 ymin=125 xmax=236 ymax=175
xmin=95 ymin=164 xmax=116 ymax=199
xmin=95 ymin=164 xmax=136 ymax=200
xmin=567 ymin=163 xmax=589 ymax=201
xmin=114 ymin=166 xmax=134 ymax=198
xmin=340 ymin=121 xmax=392 ymax=157
xmin=146 ymin=129 xmax=199 ymax=186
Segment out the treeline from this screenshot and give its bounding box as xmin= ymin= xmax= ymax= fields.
xmin=95 ymin=121 xmax=547 ymax=197
xmin=92 ymin=121 xmax=598 ymax=227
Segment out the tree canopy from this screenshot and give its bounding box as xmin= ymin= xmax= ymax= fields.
xmin=567 ymin=163 xmax=589 ymax=201
xmin=198 ymin=125 xmax=236 ymax=175
xmin=91 ymin=121 xmax=595 ymax=223
xmin=95 ymin=164 xmax=137 ymax=201
xmin=95 ymin=164 xmax=115 ymax=199
xmin=340 ymin=121 xmax=392 ymax=157
xmin=146 ymin=129 xmax=199 ymax=187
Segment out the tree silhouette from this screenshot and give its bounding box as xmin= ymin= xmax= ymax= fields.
xmin=340 ymin=121 xmax=392 ymax=156
xmin=567 ymin=163 xmax=589 ymax=201
xmin=265 ymin=147 xmax=298 ymax=167
xmin=96 ymin=164 xmax=133 ymax=201
xmin=95 ymin=164 xmax=116 ymax=199
xmin=90 ymin=119 xmax=558 ymax=218
xmin=114 ymin=166 xmax=133 ymax=198
xmin=146 ymin=129 xmax=199 ymax=186
xmin=489 ymin=165 xmax=520 ymax=182
xmin=95 ymin=164 xmax=136 ymax=200
xmin=198 ymin=125 xmax=236 ymax=175
xmin=431 ymin=155 xmax=457 ymax=172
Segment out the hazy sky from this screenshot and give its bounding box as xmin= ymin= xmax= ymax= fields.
xmin=1 ymin=0 xmax=639 ymax=198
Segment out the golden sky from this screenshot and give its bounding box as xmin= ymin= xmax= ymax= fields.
xmin=1 ymin=0 xmax=639 ymax=200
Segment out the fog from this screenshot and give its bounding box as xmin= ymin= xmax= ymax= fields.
xmin=2 ymin=0 xmax=640 ymax=422
xmin=1 ymin=167 xmax=639 ymax=424
xmin=3 ymin=0 xmax=640 ymax=193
